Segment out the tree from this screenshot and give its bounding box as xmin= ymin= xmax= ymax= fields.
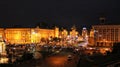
xmin=41 ymin=38 xmax=46 ymax=42
xmin=52 ymin=37 xmax=61 ymax=42
xmin=112 ymin=42 xmax=120 ymax=55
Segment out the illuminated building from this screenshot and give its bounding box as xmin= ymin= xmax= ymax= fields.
xmin=0 ymin=28 xmax=6 ymax=54
xmin=88 ymin=29 xmax=95 ymax=46
xmin=0 ymin=26 xmax=59 ymax=44
xmin=92 ymin=25 xmax=120 ymax=47
xmin=0 ymin=28 xmax=4 ymax=39
xmin=54 ymin=27 xmax=59 ymax=38
xmin=82 ymin=27 xmax=88 ymax=39
xmin=58 ymin=29 xmax=68 ymax=46
xmin=0 ymin=36 xmax=6 ymax=54
xmin=70 ymin=25 xmax=78 ymax=37
xmin=61 ymin=29 xmax=68 ymax=38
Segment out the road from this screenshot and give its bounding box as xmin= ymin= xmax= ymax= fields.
xmin=15 ymin=50 xmax=79 ymax=67
xmin=37 ymin=51 xmax=78 ymax=67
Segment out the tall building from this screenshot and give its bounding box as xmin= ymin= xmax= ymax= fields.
xmin=92 ymin=25 xmax=120 ymax=47
xmin=88 ymin=29 xmax=95 ymax=46
xmin=82 ymin=27 xmax=88 ymax=39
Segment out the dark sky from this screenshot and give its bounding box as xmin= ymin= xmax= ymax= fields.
xmin=0 ymin=0 xmax=120 ymax=29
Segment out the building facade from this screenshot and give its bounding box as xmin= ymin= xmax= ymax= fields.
xmin=82 ymin=27 xmax=88 ymax=39
xmin=0 ymin=27 xmax=59 ymax=44
xmin=70 ymin=25 xmax=78 ymax=37
xmin=88 ymin=29 xmax=95 ymax=46
xmin=92 ymin=25 xmax=120 ymax=47
xmin=60 ymin=29 xmax=68 ymax=38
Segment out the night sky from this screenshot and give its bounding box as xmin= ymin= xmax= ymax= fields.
xmin=0 ymin=0 xmax=120 ymax=29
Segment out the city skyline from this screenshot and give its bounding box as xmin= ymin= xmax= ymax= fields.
xmin=0 ymin=0 xmax=120 ymax=65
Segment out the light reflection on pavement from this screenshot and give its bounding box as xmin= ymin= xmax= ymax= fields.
xmin=44 ymin=56 xmax=67 ymax=67
xmin=39 ymin=54 xmax=78 ymax=67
